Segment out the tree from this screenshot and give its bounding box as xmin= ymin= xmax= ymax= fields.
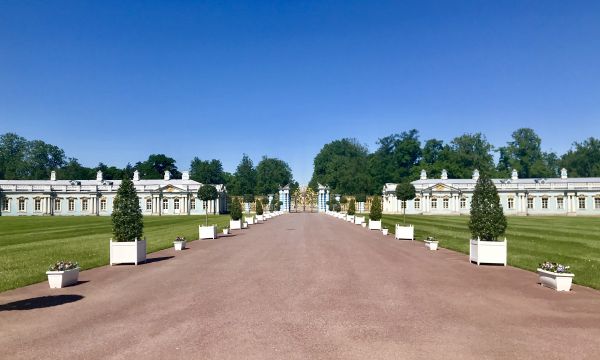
xmin=135 ymin=154 xmax=181 ymax=179
xmin=468 ymin=172 xmax=507 ymax=241
xmin=0 ymin=133 xmax=29 ymax=179
xmin=59 ymin=158 xmax=93 ymax=180
xmin=368 ymin=130 xmax=422 ymax=191
xmin=256 ymin=199 xmax=264 ymax=215
xmin=369 ymin=196 xmax=382 ymax=221
xmin=25 ymin=140 xmax=66 ymax=179
xmin=348 ymin=199 xmax=356 ymax=216
xmin=446 ymin=133 xmax=495 ymax=179
xmin=561 ymin=137 xmax=600 ymax=177
xmin=95 ymin=162 xmax=125 ymax=180
xmin=255 ymin=156 xmax=294 ymax=195
xmin=395 ymin=183 xmax=416 ymax=224
xmin=190 ymin=158 xmax=225 ymax=184
xmin=229 ymin=154 xmax=256 ymax=196
xmin=497 ymin=128 xmax=555 ymax=178
xmin=310 ymin=138 xmax=371 ymax=195
xmin=229 ymin=198 xmax=242 ymax=221
xmin=198 ymin=185 xmax=218 ymax=225
xmin=111 ymin=177 xmax=143 ymax=241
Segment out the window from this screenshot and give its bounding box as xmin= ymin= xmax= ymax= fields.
xmin=18 ymin=198 xmax=26 ymax=212
xmin=174 ymin=198 xmax=180 ymax=210
xmin=190 ymin=198 xmax=196 ymax=210
xmin=162 ymin=198 xmax=169 ymax=210
xmin=460 ymin=198 xmax=466 ymax=209
xmin=100 ymin=199 xmax=107 ymax=211
xmin=82 ymin=199 xmax=88 ymax=211
xmin=401 ymin=200 xmax=406 ymax=209
xmin=579 ymin=197 xmax=586 ymax=209
xmin=527 ymin=197 xmax=534 ymax=209
xmin=68 ymin=199 xmax=75 ymax=211
xmin=443 ymin=198 xmax=449 ymax=209
xmin=1 ymin=198 xmax=9 ymax=211
xmin=54 ymin=199 xmax=61 ymax=212
xmin=146 ymin=199 xmax=152 ymax=211
xmin=557 ymin=197 xmax=564 ymax=210
xmin=431 ymin=198 xmax=437 ymax=209
xmin=507 ymin=198 xmax=514 ymax=209
xmin=595 ymin=198 xmax=600 ymax=209
xmin=414 ymin=198 xmax=420 ymax=209
xmin=542 ymin=197 xmax=548 ymax=209
xmin=34 ymin=198 xmax=41 ymax=211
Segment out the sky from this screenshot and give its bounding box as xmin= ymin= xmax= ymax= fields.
xmin=1 ymin=1 xmax=599 ymax=184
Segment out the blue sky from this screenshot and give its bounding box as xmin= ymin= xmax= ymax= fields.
xmin=1 ymin=1 xmax=599 ymax=184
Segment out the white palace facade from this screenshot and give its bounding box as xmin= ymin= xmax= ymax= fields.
xmin=0 ymin=170 xmax=227 ymax=216
xmin=383 ymin=168 xmax=600 ymax=216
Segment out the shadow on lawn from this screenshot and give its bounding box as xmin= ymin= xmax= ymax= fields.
xmin=0 ymin=295 xmax=84 ymax=311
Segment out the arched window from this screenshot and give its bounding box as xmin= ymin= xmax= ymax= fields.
xmin=431 ymin=198 xmax=437 ymax=209
xmin=578 ymin=196 xmax=586 ymax=209
xmin=100 ymin=198 xmax=107 ymax=211
xmin=54 ymin=198 xmax=62 ymax=212
xmin=414 ymin=198 xmax=421 ymax=209
xmin=174 ymin=198 xmax=180 ymax=210
xmin=460 ymin=197 xmax=467 ymax=209
xmin=18 ymin=198 xmax=26 ymax=212
xmin=190 ymin=198 xmax=196 ymax=210
xmin=146 ymin=198 xmax=152 ymax=211
xmin=162 ymin=198 xmax=169 ymax=210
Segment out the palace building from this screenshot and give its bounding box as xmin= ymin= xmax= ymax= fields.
xmin=0 ymin=170 xmax=227 ymax=216
xmin=383 ymin=168 xmax=600 ymax=216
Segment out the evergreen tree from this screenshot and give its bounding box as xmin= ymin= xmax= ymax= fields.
xmin=229 ymin=198 xmax=242 ymax=221
xmin=198 ymin=184 xmax=218 ymax=226
xmin=112 ymin=177 xmax=143 ymax=241
xmin=469 ymin=172 xmax=507 ymax=241
xmin=256 ymin=199 xmax=264 ymax=215
xmin=395 ymin=182 xmax=416 ymax=224
xmin=369 ymin=196 xmax=382 ymax=221
xmin=347 ymin=199 xmax=356 ymax=215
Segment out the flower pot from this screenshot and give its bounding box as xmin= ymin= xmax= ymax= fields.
xmin=256 ymin=214 xmax=264 ymax=222
xmin=382 ymin=228 xmax=389 ymax=236
xmin=537 ymin=269 xmax=574 ymax=291
xmin=346 ymin=215 xmax=355 ymax=223
xmin=424 ymin=240 xmax=438 ymax=251
xmin=395 ymin=224 xmax=414 ymax=240
xmin=354 ymin=216 xmax=365 ymax=225
xmin=46 ymin=268 xmax=80 ymax=289
xmin=110 ymin=239 xmax=147 ymax=266
xmin=230 ymin=219 xmax=242 ymax=230
xmin=361 ymin=222 xmax=367 ymax=228
xmin=199 ymin=225 xmax=217 ymax=239
xmin=173 ymin=240 xmax=186 ymax=251
xmin=223 ymin=228 xmax=230 ymax=235
xmin=469 ymin=238 xmax=507 ymax=266
xmin=243 ymin=222 xmax=248 ymax=229
xmin=368 ymin=220 xmax=382 ymax=230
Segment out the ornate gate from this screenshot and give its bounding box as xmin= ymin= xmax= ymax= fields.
xmin=291 ymin=186 xmax=318 ymax=212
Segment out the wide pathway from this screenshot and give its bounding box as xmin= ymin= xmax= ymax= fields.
xmin=1 ymin=213 xmax=600 ymax=359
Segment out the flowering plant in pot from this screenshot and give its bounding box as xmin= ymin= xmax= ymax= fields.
xmin=537 ymin=262 xmax=574 ymax=291
xmin=110 ymin=177 xmax=146 ymax=266
xmin=173 ymin=236 xmax=186 ymax=251
xmin=424 ymin=236 xmax=438 ymax=251
xmin=46 ymin=261 xmax=80 ymax=288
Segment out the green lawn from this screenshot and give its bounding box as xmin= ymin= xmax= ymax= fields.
xmin=0 ymin=215 xmax=231 ymax=293
xmin=364 ymin=214 xmax=600 ymax=289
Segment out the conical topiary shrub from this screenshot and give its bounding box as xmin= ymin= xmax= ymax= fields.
xmin=469 ymin=172 xmax=507 ymax=241
xmin=230 ymin=198 xmax=242 ymax=221
xmin=112 ymin=177 xmax=143 ymax=241
xmin=369 ymin=196 xmax=382 ymax=221
xmin=348 ymin=199 xmax=356 ymax=216
xmin=256 ymin=199 xmax=264 ymax=216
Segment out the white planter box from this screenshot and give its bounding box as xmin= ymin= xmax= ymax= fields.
xmin=173 ymin=240 xmax=187 ymax=250
xmin=395 ymin=224 xmax=414 ymax=240
xmin=346 ymin=215 xmax=355 ymax=223
xmin=382 ymin=228 xmax=389 ymax=236
xmin=256 ymin=214 xmax=264 ymax=222
xmin=199 ymin=225 xmax=217 ymax=239
xmin=243 ymin=222 xmax=248 ymax=229
xmin=368 ymin=220 xmax=382 ymax=230
xmin=246 ymin=216 xmax=255 ymax=225
xmin=223 ymin=228 xmax=230 ymax=235
xmin=469 ymin=238 xmax=507 ymax=266
xmin=230 ymin=219 xmax=242 ymax=230
xmin=354 ymin=216 xmax=365 ymax=225
xmin=424 ymin=240 xmax=438 ymax=251
xmin=537 ymin=269 xmax=574 ymax=291
xmin=110 ymin=239 xmax=147 ymax=266
xmin=46 ymin=268 xmax=80 ymax=289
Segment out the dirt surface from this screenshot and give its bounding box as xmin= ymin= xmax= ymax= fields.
xmin=1 ymin=213 xmax=600 ymax=359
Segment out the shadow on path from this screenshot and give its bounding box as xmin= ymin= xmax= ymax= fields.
xmin=0 ymin=295 xmax=84 ymax=311
xmin=145 ymin=256 xmax=174 ymax=264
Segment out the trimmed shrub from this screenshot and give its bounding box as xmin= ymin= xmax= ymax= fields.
xmin=469 ymin=172 xmax=507 ymax=241
xmin=229 ymin=198 xmax=242 ymax=221
xmin=369 ymin=196 xmax=382 ymax=221
xmin=334 ymin=202 xmax=341 ymax=212
xmin=355 ymin=194 xmax=367 ymax=203
xmin=395 ymin=182 xmax=416 ymax=224
xmin=112 ymin=177 xmax=143 ymax=241
xmin=256 ymin=199 xmax=264 ymax=215
xmin=198 ymin=184 xmax=218 ymax=225
xmin=348 ymin=199 xmax=356 ymax=215
xmin=340 ymin=196 xmax=348 ymax=204
xmin=243 ymin=194 xmax=255 ymax=204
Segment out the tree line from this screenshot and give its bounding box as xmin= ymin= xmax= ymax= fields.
xmin=309 ymin=128 xmax=600 ymax=195
xmin=0 ymin=133 xmax=296 ymax=198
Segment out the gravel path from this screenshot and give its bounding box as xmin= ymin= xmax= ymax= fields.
xmin=1 ymin=213 xmax=600 ymax=359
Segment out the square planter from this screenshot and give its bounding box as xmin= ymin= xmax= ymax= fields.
xmin=424 ymin=240 xmax=438 ymax=251
xmin=199 ymin=225 xmax=217 ymax=240
xmin=223 ymin=228 xmax=230 ymax=235
xmin=230 ymin=219 xmax=242 ymax=230
xmin=354 ymin=216 xmax=365 ymax=225
xmin=395 ymin=224 xmax=414 ymax=240
xmin=246 ymin=216 xmax=255 ymax=225
xmin=346 ymin=215 xmax=355 ymax=223
xmin=173 ymin=240 xmax=187 ymax=251
xmin=110 ymin=239 xmax=147 ymax=266
xmin=368 ymin=220 xmax=382 ymax=230
xmin=469 ymin=238 xmax=507 ymax=266
xmin=243 ymin=222 xmax=248 ymax=228
xmin=537 ymin=269 xmax=574 ymax=291
xmin=382 ymin=228 xmax=389 ymax=236
xmin=256 ymin=214 xmax=264 ymax=222
xmin=46 ymin=268 xmax=80 ymax=289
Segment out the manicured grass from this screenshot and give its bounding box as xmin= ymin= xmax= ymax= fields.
xmin=0 ymin=215 xmax=231 ymax=293
xmin=373 ymin=214 xmax=600 ymax=289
